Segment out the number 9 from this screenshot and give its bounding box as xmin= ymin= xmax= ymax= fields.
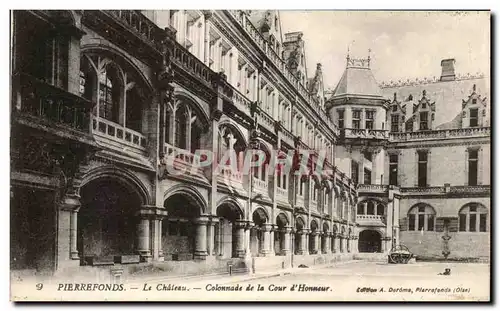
xmin=36 ymin=283 xmax=43 ymax=290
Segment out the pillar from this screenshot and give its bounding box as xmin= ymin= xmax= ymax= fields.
xmin=207 ymin=218 xmax=218 ymax=256
xmin=260 ymin=224 xmax=272 ymax=256
xmin=57 ymin=194 xmax=81 ymax=270
xmin=282 ymin=227 xmax=292 ymax=255
xmin=70 ymin=210 xmax=79 ymax=260
xmin=269 ymin=225 xmax=275 ymax=256
xmin=156 ymin=217 xmax=164 ymax=260
xmin=314 ymin=233 xmax=320 ymax=254
xmin=194 ymin=216 xmax=209 ymax=260
xmin=302 ymin=229 xmax=308 ymax=253
xmin=137 ymin=217 xmax=152 ymax=262
xmin=323 ymin=233 xmax=329 ymax=254
xmin=151 ymin=217 xmax=161 ymax=260
xmin=203 ymin=11 xmax=211 ymax=65
xmin=234 ymin=220 xmax=246 ymax=258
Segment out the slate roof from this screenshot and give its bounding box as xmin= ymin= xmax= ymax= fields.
xmin=381 ymin=76 xmax=490 ymax=129
xmin=332 ymin=66 xmax=384 ymax=98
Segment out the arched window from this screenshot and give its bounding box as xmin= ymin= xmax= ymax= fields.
xmin=367 ymin=201 xmax=375 ymax=215
xmin=459 ymin=203 xmax=488 ymax=232
xmin=175 ymin=104 xmax=188 ymax=149
xmin=408 ymin=204 xmax=436 ymax=231
xmin=98 ymin=64 xmax=121 ymax=123
xmin=79 ymin=56 xmax=96 ymax=102
xmin=377 ymin=204 xmax=384 ymax=216
xmin=357 ymin=203 xmax=364 ymax=215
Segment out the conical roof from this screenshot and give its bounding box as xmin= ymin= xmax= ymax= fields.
xmin=332 ymin=58 xmax=383 ymax=98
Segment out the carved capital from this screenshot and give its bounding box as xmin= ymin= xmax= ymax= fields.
xmin=211 ymin=108 xmax=223 ymax=121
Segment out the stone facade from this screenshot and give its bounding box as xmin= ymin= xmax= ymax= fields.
xmin=10 ymin=10 xmax=490 ymax=281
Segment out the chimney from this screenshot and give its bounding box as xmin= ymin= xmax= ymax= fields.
xmin=440 ymin=59 xmax=456 ymax=81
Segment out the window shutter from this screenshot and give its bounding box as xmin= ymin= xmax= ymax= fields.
xmin=435 ymin=217 xmax=445 ymax=232
xmin=448 ymin=217 xmax=459 ymax=232
xmin=399 ymin=217 xmax=408 ymax=231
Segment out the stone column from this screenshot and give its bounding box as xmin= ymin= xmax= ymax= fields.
xmin=194 ymin=216 xmax=209 ymax=260
xmin=234 ymin=220 xmax=246 ymax=258
xmin=203 ymin=11 xmax=212 ymax=65
xmin=297 ymin=231 xmax=305 ymax=255
xmin=269 ymin=225 xmax=275 ymax=256
xmin=57 ymin=194 xmax=81 ymax=269
xmin=260 ymin=224 xmax=272 ymax=256
xmin=303 ymin=230 xmax=310 ymax=255
xmin=207 ymin=218 xmax=218 ymax=256
xmin=70 ymin=210 xmax=79 ymax=260
xmin=282 ymin=227 xmax=292 ymax=255
xmin=156 ymin=217 xmax=164 ymax=260
xmin=323 ymin=233 xmax=329 ymax=254
xmin=314 ymin=233 xmax=320 ymax=254
xmin=137 ymin=217 xmax=152 ymax=262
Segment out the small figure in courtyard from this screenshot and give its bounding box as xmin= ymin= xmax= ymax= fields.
xmin=438 ymin=268 xmax=451 ymax=275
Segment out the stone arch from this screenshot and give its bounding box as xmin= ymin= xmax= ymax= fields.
xmin=252 ymin=206 xmax=269 ymax=224
xmin=358 ymin=229 xmax=382 ymax=253
xmin=80 ymin=165 xmax=151 ymax=205
xmin=51 ymin=10 xmax=78 ymax=26
xmin=459 ymin=202 xmax=488 ymax=213
xmin=78 ymin=167 xmax=149 ymax=261
xmin=218 ymin=120 xmax=248 ymax=148
xmin=163 ymin=184 xmax=208 ymax=215
xmin=310 ymin=219 xmax=319 ymax=232
xmin=276 ymin=212 xmax=289 ymax=227
xmin=322 ymin=221 xmax=330 ymax=232
xmin=295 ymin=216 xmax=306 ymax=230
xmin=216 ymin=196 xmax=244 ymax=221
xmin=173 ymin=91 xmax=210 ymax=130
xmin=81 ymin=44 xmax=154 ymax=93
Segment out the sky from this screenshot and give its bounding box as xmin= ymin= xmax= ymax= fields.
xmin=278 ymin=11 xmax=490 ymax=91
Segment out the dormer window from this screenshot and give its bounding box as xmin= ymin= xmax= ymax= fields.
xmin=470 ymin=108 xmax=479 ymax=127
xmin=391 ymin=114 xmax=399 ymax=133
xmin=422 ymin=102 xmax=427 ymax=109
xmin=472 ymin=99 xmax=477 ymax=105
xmin=419 ymin=112 xmax=429 ymax=130
xmin=392 ymin=105 xmax=397 ymax=112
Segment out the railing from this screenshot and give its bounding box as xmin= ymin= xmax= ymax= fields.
xmin=106 ymin=10 xmax=165 ymax=49
xmin=163 ymin=143 xmax=202 ymax=173
xmin=281 ymin=126 xmax=295 ymax=146
xmin=252 ymin=178 xmax=267 ymax=191
xmin=276 ymin=187 xmax=288 ymax=201
xmin=343 ymin=128 xmax=389 ymax=140
xmin=389 ymin=127 xmax=490 ymax=142
xmin=400 ymin=187 xmax=445 ymax=194
xmin=357 ymin=184 xmax=388 ymax=192
xmin=230 ymin=85 xmax=252 ymax=115
xmin=449 ymin=185 xmax=490 ymax=193
xmin=357 ymin=215 xmax=386 ymax=222
xmin=256 ymin=106 xmax=275 ymax=132
xmin=92 ymin=117 xmax=147 ymax=150
xmin=401 ymin=185 xmax=490 ymax=195
xmin=12 ymin=72 xmax=91 ymax=132
xmin=171 ymin=38 xmax=214 ymax=87
xmin=220 ymin=167 xmax=243 ymax=183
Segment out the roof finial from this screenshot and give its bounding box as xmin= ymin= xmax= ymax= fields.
xmin=473 ymin=84 xmax=477 ymax=93
xmin=346 ymin=46 xmax=350 ymax=67
xmin=367 ymin=48 xmax=371 ymax=67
